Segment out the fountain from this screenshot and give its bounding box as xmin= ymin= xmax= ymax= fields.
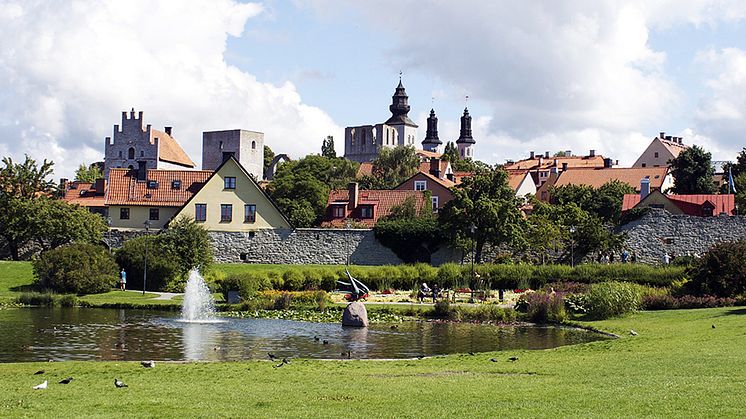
xmin=181 ymin=269 xmax=219 ymax=323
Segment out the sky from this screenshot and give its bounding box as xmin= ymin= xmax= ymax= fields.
xmin=2 ymin=0 xmax=746 ymax=179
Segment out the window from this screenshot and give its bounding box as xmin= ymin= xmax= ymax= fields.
xmin=149 ymin=208 xmax=159 ymax=221
xmin=251 ymin=140 xmax=256 ymax=150
xmin=220 ymin=204 xmax=232 ymax=222
xmin=703 ymin=206 xmax=714 ymax=217
xmin=128 ymin=147 xmax=135 ymax=159
xmin=641 ymin=163 xmax=647 ymax=168
xmin=244 ymin=204 xmax=256 ymax=223
xmin=654 ymin=152 xmax=659 ymax=158
xmin=195 ymin=204 xmax=206 ymax=222
xmin=333 ymin=205 xmax=345 ymax=218
xmin=140 ymin=150 xmax=144 ymax=157
xmin=414 ymin=180 xmax=427 ymax=191
xmin=147 ymin=180 xmax=158 ymax=189
xmin=431 ymin=196 xmax=439 ymax=212
xmin=120 ymin=207 xmax=130 ymax=220
xmin=171 ymin=180 xmax=181 ymax=189
xmin=224 ymin=177 xmax=236 ymax=189
xmin=118 ymin=151 xmax=122 ymax=158
xmin=360 ymin=205 xmax=373 ymax=219
xmin=541 ymin=191 xmax=548 ymax=200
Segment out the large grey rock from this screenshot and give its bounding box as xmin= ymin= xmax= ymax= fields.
xmin=342 ymin=302 xmax=369 ymax=327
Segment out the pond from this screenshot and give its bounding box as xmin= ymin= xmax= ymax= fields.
xmin=0 ymin=308 xmax=608 ymax=362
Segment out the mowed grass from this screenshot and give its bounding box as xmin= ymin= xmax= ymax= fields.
xmin=0 ymin=307 xmax=744 ymax=418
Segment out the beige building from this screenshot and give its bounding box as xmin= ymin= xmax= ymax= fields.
xmin=173 ymin=157 xmax=290 ymax=231
xmin=632 ymin=132 xmax=688 ymax=168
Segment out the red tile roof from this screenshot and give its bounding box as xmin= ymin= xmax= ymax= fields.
xmin=152 ymin=129 xmax=196 ymax=168
xmin=622 ymin=193 xmax=735 ymax=216
xmin=554 ymin=167 xmax=669 ymax=191
xmin=61 ymin=182 xmax=106 ymax=207
xmin=508 ymin=171 xmax=529 ymax=191
xmin=504 ymin=155 xmax=606 ymax=171
xmin=105 ymin=168 xmax=211 ymax=207
xmin=356 ymin=162 xmax=374 ymax=178
xmin=322 ymin=189 xmax=427 ymax=227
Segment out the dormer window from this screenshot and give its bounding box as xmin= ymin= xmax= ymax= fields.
xmin=171 ymin=180 xmax=181 ymax=190
xmin=332 ymin=205 xmax=345 ymax=218
xmin=360 ymin=205 xmax=374 ymax=219
xmin=147 ymin=180 xmax=158 ymax=189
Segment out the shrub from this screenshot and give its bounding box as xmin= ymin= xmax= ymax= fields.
xmin=58 ymin=294 xmax=79 ymax=307
xmin=17 ymin=292 xmax=55 ymax=306
xmin=33 ymin=243 xmax=118 ymax=294
xmin=516 ymin=292 xmax=567 ymax=323
xmin=585 ymin=281 xmax=642 ymax=319
xmin=642 ymin=294 xmax=737 ymax=310
xmin=274 ymin=292 xmax=292 ymax=309
xmin=217 ymin=272 xmax=270 ymax=302
xmin=688 ymin=240 xmax=746 ymax=297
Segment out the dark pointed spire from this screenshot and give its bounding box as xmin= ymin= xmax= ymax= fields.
xmin=456 ymin=108 xmax=475 ymax=144
xmin=422 ymin=109 xmax=441 ymax=148
xmin=384 ymin=78 xmax=417 ymax=127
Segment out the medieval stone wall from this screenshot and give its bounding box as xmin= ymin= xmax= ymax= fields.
xmin=617 ymin=209 xmax=746 ymax=264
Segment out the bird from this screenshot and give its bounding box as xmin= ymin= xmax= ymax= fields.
xmin=273 ymin=358 xmax=291 ymax=368
xmin=141 ymin=360 xmax=155 ymax=368
xmin=390 ymin=325 xmax=399 ymax=330
xmin=712 ymin=325 xmax=716 ymax=329
xmin=508 ymin=356 xmax=519 ymax=362
xmin=468 ymin=352 xmax=475 ymax=356
xmin=313 ymin=336 xmax=320 ymax=342
xmin=322 ymin=340 xmax=329 ymax=345
xmin=212 ymin=346 xmax=221 ymax=351
xmin=33 ymin=370 xmax=45 ymax=375
xmin=267 ymin=353 xmax=277 ymax=361
xmin=341 ymin=350 xmax=352 ymax=359
xmin=490 ymin=358 xmax=498 ymax=362
xmin=33 ymin=380 xmax=48 ymax=390
xmin=416 ymin=355 xmax=424 ymax=360
xmin=630 ymin=330 xmax=638 ymax=336
xmin=58 ymin=377 xmax=73 ymax=384
xmin=114 ymin=378 xmax=128 ymax=388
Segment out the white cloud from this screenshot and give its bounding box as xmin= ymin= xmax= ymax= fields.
xmin=0 ymin=0 xmax=341 ymax=179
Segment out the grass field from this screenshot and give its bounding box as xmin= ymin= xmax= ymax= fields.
xmin=0 ymin=308 xmax=743 ymax=417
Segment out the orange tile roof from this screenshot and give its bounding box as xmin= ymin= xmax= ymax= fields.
xmin=61 ymin=182 xmax=106 ymax=207
xmin=508 ymin=171 xmax=529 ymax=191
xmin=660 ymin=138 xmax=688 ymax=158
xmin=554 ymin=167 xmax=669 ymax=191
xmin=356 ymin=162 xmax=374 ymax=178
xmin=504 ymin=155 xmax=606 ymax=171
xmin=417 ymin=171 xmax=455 ymax=188
xmin=152 ymin=129 xmax=196 ymax=168
xmin=105 ymin=168 xmax=211 ymax=206
xmin=322 ymin=189 xmax=426 ymax=227
xmin=418 ymin=160 xmax=450 ymax=175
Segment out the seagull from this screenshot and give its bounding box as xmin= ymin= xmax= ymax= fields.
xmin=508 ymin=356 xmax=519 ymax=362
xmin=33 ymin=380 xmax=47 ymax=390
xmin=490 ymin=358 xmax=498 ymax=362
xmin=33 ymin=370 xmax=45 ymax=375
xmin=141 ymin=360 xmax=155 ymax=368
xmin=114 ymin=378 xmax=128 ymax=388
xmin=630 ymin=330 xmax=638 ymax=336
xmin=267 ymin=353 xmax=277 ymax=361
xmin=212 ymin=346 xmax=221 ymax=351
xmin=58 ymin=377 xmax=73 ymax=384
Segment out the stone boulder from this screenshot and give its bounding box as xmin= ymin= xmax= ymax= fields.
xmin=342 ymin=302 xmax=369 ymax=327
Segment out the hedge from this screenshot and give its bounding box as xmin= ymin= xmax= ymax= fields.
xmin=210 ymin=263 xmax=685 ymax=292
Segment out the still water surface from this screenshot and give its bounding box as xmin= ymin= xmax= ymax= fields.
xmin=0 ymin=308 xmax=608 ymax=362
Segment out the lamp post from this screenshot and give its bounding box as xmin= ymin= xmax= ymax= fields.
xmin=569 ymin=226 xmax=576 ymax=268
xmin=143 ymin=219 xmax=151 ymax=295
xmin=469 ymin=223 xmax=476 ymax=303
xmin=346 ymin=220 xmax=352 ymax=266
xmin=106 ymin=217 xmax=112 ymax=254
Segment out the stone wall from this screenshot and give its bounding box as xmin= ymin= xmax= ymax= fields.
xmin=617 ymin=209 xmax=746 ymax=264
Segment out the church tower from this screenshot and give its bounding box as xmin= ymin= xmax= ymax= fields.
xmin=421 ymin=109 xmax=442 ymax=152
xmin=384 ymin=79 xmax=418 ymax=148
xmin=456 ymin=108 xmax=476 ymax=159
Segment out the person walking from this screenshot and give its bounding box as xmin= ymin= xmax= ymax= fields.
xmin=120 ymin=269 xmax=127 ymax=291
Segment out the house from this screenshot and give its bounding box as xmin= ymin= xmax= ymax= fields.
xmin=104 ymin=109 xmax=196 ymax=177
xmin=172 ymin=156 xmax=291 ymax=231
xmin=396 ymin=170 xmax=455 ymax=212
xmin=622 ymin=189 xmax=735 ymax=217
xmin=508 ymin=171 xmax=537 ymax=198
xmin=105 ymin=168 xmax=212 ymax=230
xmin=322 ymin=182 xmax=427 ymax=227
xmin=632 ymin=131 xmax=688 ymax=168
xmin=536 ymin=166 xmax=673 ymax=202
xmin=504 ymin=150 xmax=611 ymax=188
xmin=60 ymin=179 xmax=107 ymax=217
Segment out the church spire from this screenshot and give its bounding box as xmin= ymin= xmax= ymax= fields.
xmin=421 ymin=109 xmax=442 ymax=152
xmin=384 ymin=78 xmax=417 ymax=127
xmin=456 ymin=108 xmax=475 ymax=144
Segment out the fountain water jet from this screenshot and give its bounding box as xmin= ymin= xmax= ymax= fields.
xmin=181 ymin=269 xmax=220 ymax=323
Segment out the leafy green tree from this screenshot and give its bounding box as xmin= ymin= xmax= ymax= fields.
xmin=32 ymin=198 xmax=107 ymax=252
xmin=74 ymin=163 xmax=103 ymax=182
xmin=551 ymin=180 xmax=634 ymax=224
xmin=441 ymin=141 xmax=480 ymax=172
xmin=669 ymin=145 xmax=716 ymax=194
xmin=553 ymin=151 xmax=568 ymax=157
xmin=321 ymin=136 xmax=336 ymax=159
xmin=359 ymin=145 xmax=419 ymax=189
xmin=438 ymin=166 xmax=525 ymax=263
xmin=688 ymin=240 xmax=746 ymax=297
xmin=374 ymin=196 xmax=441 ymax=263
xmin=159 ymin=216 xmax=213 ymax=281
xmin=33 ymin=243 xmax=118 ymax=294
xmin=263 ymin=145 xmax=275 ymax=178
xmin=735 ymin=172 xmax=746 ymax=214
xmin=723 ymin=148 xmax=746 ymax=178
xmin=442 ymin=141 xmax=459 ymax=163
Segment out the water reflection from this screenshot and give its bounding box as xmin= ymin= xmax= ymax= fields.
xmin=0 ymin=308 xmax=609 ymax=363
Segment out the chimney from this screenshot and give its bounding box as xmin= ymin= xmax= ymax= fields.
xmin=138 ymin=111 xmax=143 ymax=119
xmin=562 ymin=162 xmax=568 ymax=171
xmin=538 ymin=157 xmax=544 ymax=166
xmin=550 ymin=167 xmax=558 ymax=175
xmin=94 ymin=178 xmax=105 ymax=194
xmin=640 ymin=177 xmax=651 ymax=199
xmin=589 ymin=149 xmax=596 ymax=157
xmin=429 ymin=157 xmax=441 ymax=178
xmin=603 ymin=158 xmax=612 ymax=168
xmin=446 ymin=173 xmax=454 ymax=182
xmin=165 ymin=126 xmax=172 ymax=136
xmin=615 ymin=159 xmax=619 ymax=166
xmin=659 ymin=131 xmax=665 ymax=139
xmin=59 ymin=178 xmax=68 ymax=192
xmin=348 ymin=182 xmax=359 ymax=210
xmin=530 ymin=151 xmax=535 ymax=159
xmin=565 ymin=150 xmax=571 ymax=156
xmin=544 ymin=151 xmax=550 ymax=158
xmin=665 ymin=135 xmax=672 ymax=141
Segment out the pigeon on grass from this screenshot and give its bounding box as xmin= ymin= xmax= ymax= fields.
xmin=58 ymin=377 xmax=73 ymax=384
xmin=114 ymin=378 xmax=128 ymax=388
xmin=33 ymin=380 xmax=47 ymax=390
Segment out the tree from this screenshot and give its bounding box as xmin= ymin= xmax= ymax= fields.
xmin=74 ymin=163 xmax=103 ymax=182
xmin=263 ymin=145 xmax=275 ymax=178
xmin=723 ymin=148 xmax=746 ymax=178
xmin=374 ymin=195 xmax=441 ymax=263
xmin=688 ymin=240 xmax=746 ymax=297
xmin=321 ymin=136 xmax=336 ymax=159
xmin=32 ymin=198 xmax=107 ymax=252
xmin=551 ymin=180 xmax=635 ymax=224
xmin=441 ymin=141 xmax=480 ymax=172
xmin=438 ymin=166 xmax=525 ymax=263
xmin=159 ymin=216 xmax=213 ymax=282
xmin=33 ymin=243 xmax=118 ymax=294
xmin=669 ymin=145 xmax=716 ymax=194
xmin=359 ymin=145 xmax=419 ymax=189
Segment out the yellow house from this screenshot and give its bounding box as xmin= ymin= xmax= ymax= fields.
xmin=171 ymin=156 xmax=291 ymax=230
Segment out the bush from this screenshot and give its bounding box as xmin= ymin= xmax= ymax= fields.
xmin=216 ymin=272 xmax=271 ymax=302
xmin=115 ymin=236 xmax=179 ymax=292
xmin=516 ymin=292 xmax=567 ymax=323
xmin=585 ymin=281 xmax=642 ymax=319
xmin=642 ymin=294 xmax=737 ymax=310
xmin=274 ymin=292 xmax=292 ymax=309
xmin=18 ymin=292 xmax=55 ymax=306
xmin=33 ymin=243 xmax=118 ymax=294
xmin=688 ymin=240 xmax=746 ymax=297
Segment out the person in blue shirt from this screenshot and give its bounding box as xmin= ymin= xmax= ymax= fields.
xmin=120 ymin=269 xmax=127 ymax=291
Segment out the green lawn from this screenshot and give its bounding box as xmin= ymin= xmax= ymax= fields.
xmin=0 ymin=307 xmax=744 ymax=417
